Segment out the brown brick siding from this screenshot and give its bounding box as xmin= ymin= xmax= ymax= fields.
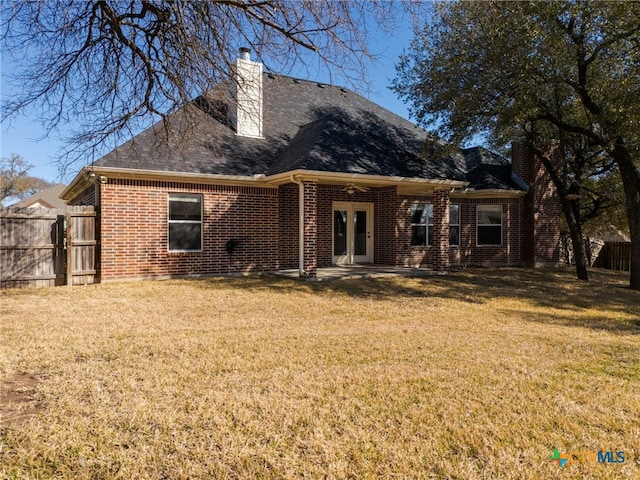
xmin=99 ymin=180 xmax=279 ymax=281
xmin=302 ymin=181 xmax=318 ymax=277
xmin=432 ymin=189 xmax=451 ymax=271
xmin=73 ymin=176 xmax=547 ymax=281
xmin=397 ymin=196 xmax=525 ymax=268
xmin=374 ymin=187 xmax=399 ymax=265
xmin=511 ymin=142 xmax=561 ymax=266
xmin=278 ymin=183 xmax=299 ymax=269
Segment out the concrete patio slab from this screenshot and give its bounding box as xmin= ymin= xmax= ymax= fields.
xmin=274 ymin=265 xmax=447 ymax=281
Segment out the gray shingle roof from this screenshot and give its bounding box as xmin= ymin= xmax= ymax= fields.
xmin=96 ymin=74 xmax=525 ymax=191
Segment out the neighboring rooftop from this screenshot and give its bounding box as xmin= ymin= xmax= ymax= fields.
xmin=10 ymin=184 xmax=67 ymax=210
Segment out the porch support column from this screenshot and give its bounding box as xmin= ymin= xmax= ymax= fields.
xmin=301 ymin=180 xmax=318 ymax=278
xmin=432 ymin=188 xmax=450 ymax=272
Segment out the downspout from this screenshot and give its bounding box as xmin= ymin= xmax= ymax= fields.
xmin=290 ymin=175 xmax=305 ymax=276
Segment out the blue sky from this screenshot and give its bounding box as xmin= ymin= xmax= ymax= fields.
xmin=1 ymin=20 xmax=415 ymax=184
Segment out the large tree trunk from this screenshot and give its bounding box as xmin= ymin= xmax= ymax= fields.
xmin=613 ymin=143 xmax=640 ymax=290
xmin=562 ymin=198 xmax=590 ymax=281
xmin=535 ymin=143 xmax=590 ymax=281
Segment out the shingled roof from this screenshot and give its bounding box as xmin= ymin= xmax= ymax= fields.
xmin=95 ymin=74 xmax=525 ymax=191
xmin=10 ymin=184 xmax=67 ymax=210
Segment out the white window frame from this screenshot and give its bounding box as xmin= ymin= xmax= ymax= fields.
xmin=410 ymin=203 xmax=433 ymax=247
xmin=168 ymin=193 xmax=203 ymax=252
xmin=476 ymin=204 xmax=502 ymax=246
xmin=411 ymin=203 xmax=460 ymax=247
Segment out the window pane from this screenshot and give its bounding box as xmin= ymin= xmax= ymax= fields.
xmin=169 ymin=223 xmax=202 ymax=250
xmin=170 ymin=195 xmax=201 ymax=221
xmin=334 ymin=210 xmax=347 ymax=255
xmin=477 ymin=205 xmax=501 ymax=225
xmin=427 ymin=204 xmax=434 ymax=226
xmin=411 ymin=225 xmax=426 ymax=246
xmin=411 ymin=204 xmax=425 ymax=224
xmin=450 ymin=205 xmax=459 ymax=225
xmin=354 ymin=210 xmax=367 ymax=256
xmin=478 ymin=225 xmax=501 ymax=245
xmin=449 ymin=225 xmax=460 ymax=246
xmin=411 ymin=203 xmax=433 ymax=225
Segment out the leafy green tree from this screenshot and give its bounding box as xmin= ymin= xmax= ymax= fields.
xmin=581 ymin=170 xmax=629 ymax=239
xmin=393 ymin=1 xmax=640 ymax=289
xmin=1 ymin=154 xmax=53 ymax=205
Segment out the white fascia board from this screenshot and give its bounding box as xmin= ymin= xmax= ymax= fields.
xmin=60 ymin=166 xmax=272 ymax=200
xmin=451 ymin=188 xmax=527 ymax=199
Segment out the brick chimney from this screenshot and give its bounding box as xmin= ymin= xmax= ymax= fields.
xmin=231 ymin=47 xmax=263 ymax=138
xmin=511 ymin=140 xmax=561 ymax=267
xmin=511 ymin=140 xmax=534 ymax=185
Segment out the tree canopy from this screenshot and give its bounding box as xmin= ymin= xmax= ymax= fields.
xmin=393 ymin=0 xmax=640 ymax=289
xmin=1 ymin=154 xmax=54 ymax=206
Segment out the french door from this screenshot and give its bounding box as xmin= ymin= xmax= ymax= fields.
xmin=332 ymin=202 xmax=373 ymax=265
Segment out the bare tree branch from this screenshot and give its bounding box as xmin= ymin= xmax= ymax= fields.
xmin=1 ymin=0 xmax=423 ymax=176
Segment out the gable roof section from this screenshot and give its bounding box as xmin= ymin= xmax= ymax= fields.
xmin=85 ymin=74 xmax=525 ymax=193
xmin=267 ymin=110 xmax=430 ymax=178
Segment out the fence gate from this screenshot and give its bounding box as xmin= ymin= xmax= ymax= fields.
xmin=66 ymin=206 xmax=98 ymax=286
xmin=0 ymin=206 xmax=98 ymax=288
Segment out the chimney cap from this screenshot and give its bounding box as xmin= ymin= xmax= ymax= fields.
xmin=239 ymin=47 xmax=251 ymax=60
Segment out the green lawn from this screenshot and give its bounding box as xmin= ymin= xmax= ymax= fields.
xmin=1 ymin=268 xmax=639 ymax=479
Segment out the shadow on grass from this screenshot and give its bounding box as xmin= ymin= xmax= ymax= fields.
xmin=194 ymin=267 xmax=640 ymax=335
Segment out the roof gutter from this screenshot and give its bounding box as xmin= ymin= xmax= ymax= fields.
xmin=452 ymin=188 xmax=527 ymax=198
xmin=264 ymin=169 xmax=468 ymax=188
xmin=60 ymin=166 xmax=269 ymax=201
xmin=61 ymin=166 xmax=527 ymax=203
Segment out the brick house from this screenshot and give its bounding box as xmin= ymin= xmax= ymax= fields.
xmin=61 ymin=49 xmax=560 ymax=281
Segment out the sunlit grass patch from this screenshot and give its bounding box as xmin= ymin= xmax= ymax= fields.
xmin=1 ymin=268 xmax=638 ymax=479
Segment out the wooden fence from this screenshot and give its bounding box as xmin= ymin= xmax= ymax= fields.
xmin=593 ymin=241 xmax=632 ymax=272
xmin=0 ymin=206 xmax=98 ymax=288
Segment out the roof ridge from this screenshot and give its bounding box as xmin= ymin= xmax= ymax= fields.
xmin=263 ymin=72 xmax=349 ymax=91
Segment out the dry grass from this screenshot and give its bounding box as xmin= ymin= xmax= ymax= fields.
xmin=1 ymin=267 xmax=639 ymax=479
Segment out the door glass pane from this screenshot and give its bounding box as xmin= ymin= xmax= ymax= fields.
xmin=334 ymin=210 xmax=347 ymax=256
xmin=354 ymin=210 xmax=367 ymax=256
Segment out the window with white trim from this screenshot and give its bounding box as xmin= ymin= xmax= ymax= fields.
xmin=477 ymin=205 xmax=502 ymax=246
xmin=410 ymin=203 xmax=433 ymax=246
xmin=168 ymin=194 xmax=202 ymax=251
xmin=411 ymin=203 xmax=460 ymax=246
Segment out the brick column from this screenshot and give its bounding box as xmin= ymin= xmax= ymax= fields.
xmin=432 ymin=189 xmax=450 ymax=271
xmin=302 ymin=181 xmax=317 ymax=278
xmin=375 ymin=186 xmax=397 ymax=265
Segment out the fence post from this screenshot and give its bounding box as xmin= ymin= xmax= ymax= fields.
xmin=66 ymin=211 xmax=73 ymax=286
